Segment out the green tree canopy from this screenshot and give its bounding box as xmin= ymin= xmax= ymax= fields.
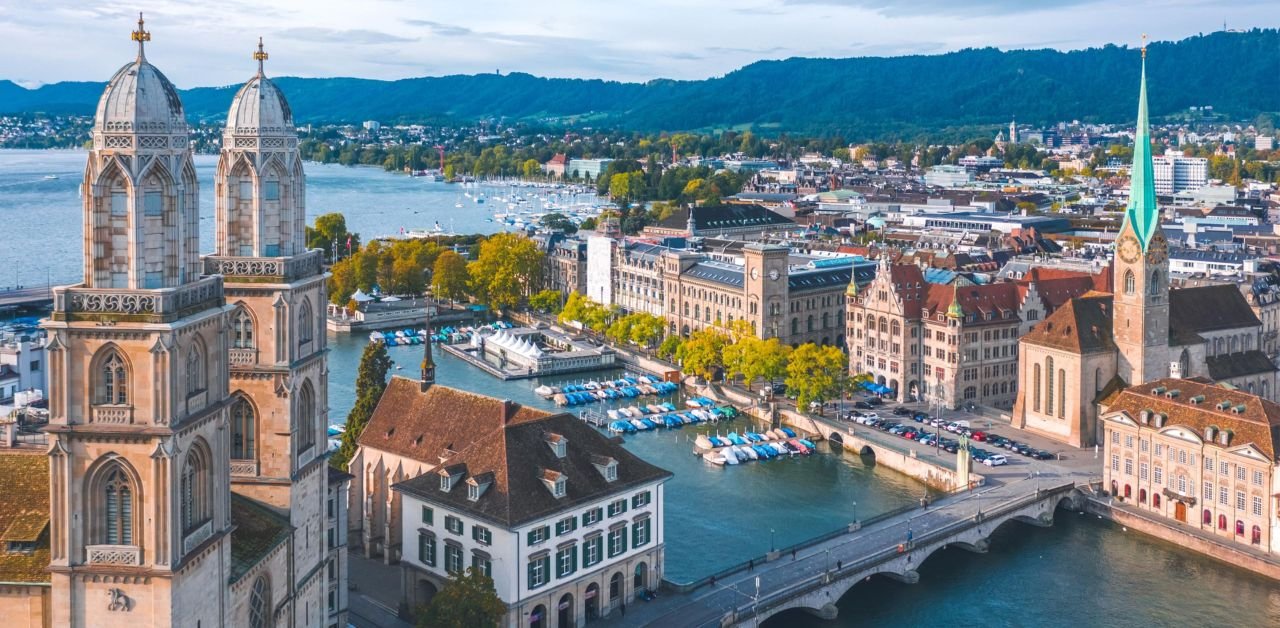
xmin=677 ymin=328 xmax=728 ymax=381
xmin=539 ymin=213 xmax=578 ymax=234
xmin=467 ymin=233 xmax=544 ymax=311
xmin=432 ymin=250 xmax=470 ymax=303
xmin=784 ymin=343 xmax=848 ymax=415
xmin=529 ymin=289 xmax=563 ymax=313
xmin=332 ymin=341 xmax=392 ymax=470
xmin=418 ymin=568 xmax=506 ymax=628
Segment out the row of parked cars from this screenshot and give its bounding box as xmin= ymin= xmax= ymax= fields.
xmin=843 ymin=405 xmax=1055 ymax=465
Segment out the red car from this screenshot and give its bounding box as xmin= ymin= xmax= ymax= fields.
xmin=902 ymin=430 xmax=918 ymax=439
xmin=970 ymin=431 xmax=987 ymax=442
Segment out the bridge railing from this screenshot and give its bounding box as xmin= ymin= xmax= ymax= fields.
xmin=729 ymin=482 xmax=1076 ymax=623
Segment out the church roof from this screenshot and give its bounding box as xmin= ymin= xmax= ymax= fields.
xmin=358 ymin=377 xmax=550 ymax=463
xmin=1102 ymin=377 xmax=1280 ymax=461
xmin=225 ymin=39 xmax=294 ymax=136
xmin=394 ymin=412 xmax=671 ymax=528
xmin=1022 ymin=293 xmax=1116 ymax=353
xmin=1169 ymin=284 xmax=1262 ymax=333
xmin=0 ymin=451 xmax=50 ymax=584
xmin=229 ymin=494 xmax=292 ymax=583
xmin=1205 ymin=350 xmax=1278 ymax=381
xmin=94 ymin=16 xmax=186 ymax=136
xmin=1122 ymin=55 xmax=1159 ymax=250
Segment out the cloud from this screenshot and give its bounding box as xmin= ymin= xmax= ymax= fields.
xmin=403 ymin=19 xmax=471 ymax=37
xmin=782 ymin=0 xmax=1098 ymax=17
xmin=276 ymin=27 xmax=416 ymax=45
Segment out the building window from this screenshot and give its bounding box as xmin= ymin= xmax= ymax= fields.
xmin=1153 ymin=466 xmax=1162 ymax=485
xmin=264 ymin=180 xmax=281 ymax=201
xmin=556 ymin=544 xmax=578 ymax=578
xmin=527 ymin=526 xmax=550 ymax=546
xmin=608 ymin=526 xmax=628 ymax=558
xmin=444 ymin=544 xmax=463 ymax=574
xmin=233 ymin=308 xmax=255 ymax=349
xmin=296 ymin=381 xmax=317 ymax=456
xmin=608 ymin=499 xmax=628 ymax=517
xmin=1236 ymin=466 xmax=1246 ymax=482
xmin=1253 ymin=470 xmax=1265 ymax=486
xmin=1111 ymin=455 xmax=1119 ymax=472
xmin=249 ymin=576 xmax=271 ymax=628
xmin=1045 ymin=357 xmax=1055 ymax=414
xmin=1204 ymin=482 xmax=1213 ymax=501
xmin=421 ymin=506 xmax=433 ymax=525
xmin=1124 ymin=458 xmax=1133 ymax=476
xmin=98 ymin=350 xmax=129 ymax=405
xmin=528 ymin=555 xmax=550 ymax=589
xmin=1253 ymin=496 xmax=1264 ymax=516
xmin=555 ymin=517 xmax=577 ymax=536
xmin=471 ymin=553 xmax=492 ymax=578
xmin=1236 ymin=491 xmax=1246 ymax=511
xmin=1139 ymin=462 xmax=1148 ymax=481
xmin=632 ymin=491 xmax=651 ymax=509
xmin=582 ymin=508 xmax=603 ymax=527
xmin=144 ymin=191 xmax=163 ymax=217
xmin=444 ymin=515 xmax=463 ymax=535
xmin=583 ymin=536 xmax=603 ymax=567
xmin=102 ymin=466 xmax=134 ymax=545
xmin=298 ymin=300 xmax=315 ymax=347
xmin=632 ymin=518 xmax=651 ymax=548
xmin=472 ymin=525 xmax=492 ymax=546
xmin=180 ymin=443 xmax=211 ymax=534
xmin=1124 ymin=270 xmax=1135 ymax=295
xmin=418 ymin=533 xmax=436 ymax=566
xmin=230 ymin=397 xmax=256 ymax=460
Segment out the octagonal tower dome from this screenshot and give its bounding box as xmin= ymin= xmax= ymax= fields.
xmin=93 ymin=14 xmax=187 ymax=136
xmin=225 ymin=38 xmax=294 ymax=137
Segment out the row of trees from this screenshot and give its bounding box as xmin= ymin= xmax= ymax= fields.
xmin=553 ymin=292 xmax=667 ymax=348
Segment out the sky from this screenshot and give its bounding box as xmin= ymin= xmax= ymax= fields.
xmin=1 ymin=0 xmax=1276 ymax=88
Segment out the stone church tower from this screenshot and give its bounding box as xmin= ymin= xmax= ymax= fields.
xmin=1112 ymin=50 xmax=1171 ymax=386
xmin=43 ymin=16 xmax=234 ymax=625
xmin=208 ymin=38 xmax=332 ymax=623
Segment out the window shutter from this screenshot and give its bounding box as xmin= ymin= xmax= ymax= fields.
xmin=527 ymin=530 xmax=535 ymax=545
xmin=471 ymin=526 xmax=478 ymax=541
xmin=527 ymin=560 xmax=535 ymax=586
xmin=571 ymin=546 xmax=578 ymax=575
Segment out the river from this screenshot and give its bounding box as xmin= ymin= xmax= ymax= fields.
xmin=4 ymin=149 xmax=1279 ymax=626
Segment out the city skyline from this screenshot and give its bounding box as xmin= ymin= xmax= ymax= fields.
xmin=1 ymin=0 xmax=1277 ymax=87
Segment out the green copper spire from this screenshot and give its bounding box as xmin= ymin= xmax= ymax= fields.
xmin=946 ymin=281 xmax=964 ymax=319
xmin=1124 ymin=49 xmax=1159 ymax=250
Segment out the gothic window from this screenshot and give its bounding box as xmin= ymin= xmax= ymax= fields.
xmin=233 ymin=307 xmax=255 ymax=349
xmin=180 ymin=441 xmax=211 ymax=534
xmin=1095 ymin=368 xmax=1103 ymax=392
xmin=1149 ymin=271 xmax=1160 ymax=297
xmin=249 ymin=575 xmax=271 ymax=628
xmin=808 ymin=315 xmax=815 ymax=332
xmin=822 ymin=312 xmax=830 ymax=329
xmin=296 ymin=380 xmax=317 ymax=456
xmin=231 ymin=397 xmax=256 ymax=459
xmin=1033 ymin=364 xmax=1041 ymax=412
xmin=791 ymin=318 xmax=799 ymax=335
xmin=186 ymin=342 xmax=206 ymax=396
xmin=298 ymin=300 xmax=314 ymax=347
xmin=891 ymin=320 xmax=900 ymax=336
xmin=97 ymin=350 xmax=129 ymax=405
xmin=1058 ymin=369 xmax=1067 ymax=418
xmin=1045 ymin=357 xmax=1055 ymax=416
xmin=102 ymin=466 xmax=134 ymax=545
xmin=1124 ymin=270 xmax=1135 ymax=295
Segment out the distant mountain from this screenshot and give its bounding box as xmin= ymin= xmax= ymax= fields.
xmin=5 ymin=30 xmax=1279 ymax=139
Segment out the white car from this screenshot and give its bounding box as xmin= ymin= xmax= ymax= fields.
xmin=858 ymin=412 xmax=879 ymax=423
xmin=982 ymin=454 xmax=1008 ymax=467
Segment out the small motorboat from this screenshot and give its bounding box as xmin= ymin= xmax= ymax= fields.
xmin=722 ymin=450 xmax=740 ymax=465
xmin=741 ymin=445 xmax=759 ymax=461
xmin=799 ymin=438 xmax=817 ymax=450
xmin=781 ymin=427 xmax=797 ymax=438
xmin=770 ymin=442 xmax=789 ymax=455
xmin=630 ymin=418 xmax=648 ymax=431
xmin=702 ymin=452 xmax=726 ymax=466
xmin=695 ymin=434 xmax=713 ymax=450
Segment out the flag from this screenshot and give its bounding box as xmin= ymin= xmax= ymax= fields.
xmin=346 ymin=235 xmax=352 ymax=251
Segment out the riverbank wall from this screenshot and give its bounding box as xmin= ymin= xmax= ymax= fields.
xmin=1085 ymin=496 xmax=1280 ymax=581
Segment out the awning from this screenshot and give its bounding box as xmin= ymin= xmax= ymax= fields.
xmin=351 ymin=289 xmax=374 ymax=303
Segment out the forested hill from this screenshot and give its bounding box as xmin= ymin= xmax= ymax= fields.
xmin=4 ymin=29 xmax=1278 ymax=139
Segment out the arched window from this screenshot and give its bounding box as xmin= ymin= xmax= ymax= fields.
xmin=1045 ymin=357 xmax=1055 ymax=416
xmin=1033 ymin=364 xmax=1041 ymax=412
xmin=1219 ymin=514 xmax=1227 ymax=530
xmin=231 ymin=397 xmax=256 ymax=460
xmin=808 ymin=315 xmax=815 ymax=332
xmin=964 ymin=386 xmax=976 ymax=400
xmin=879 ymin=318 xmax=887 ymax=333
xmin=1095 ymin=368 xmax=1103 ymax=392
xmin=233 ymin=307 xmax=255 ymax=349
xmin=180 ymin=441 xmax=211 ymax=534
xmin=891 ymin=320 xmax=900 ymax=336
xmin=1123 ymin=270 xmax=1135 ymax=295
xmin=296 ymin=380 xmax=316 ymax=456
xmin=791 ymin=318 xmax=799 ymax=335
xmin=1058 ymin=369 xmax=1066 ymax=418
xmin=298 ymin=299 xmax=314 ymax=347
xmin=1149 ymin=271 xmax=1160 ymax=297
xmin=822 ymin=312 xmax=830 ymax=329
xmin=1179 ymin=349 xmax=1190 ymax=377
xmin=1203 ymin=509 xmax=1212 ymax=525
xmin=97 ymin=350 xmax=129 ymax=405
xmin=103 ymin=466 xmax=134 ymax=545
xmin=186 ymin=341 xmax=206 ymax=397
xmin=249 ymin=575 xmax=271 ymax=628
xmin=1152 ymin=493 xmax=1160 ymax=508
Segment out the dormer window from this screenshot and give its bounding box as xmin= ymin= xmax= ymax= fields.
xmin=440 ymin=474 xmax=452 ymax=492
xmin=541 ymin=469 xmax=567 ymax=498
xmin=467 ymin=483 xmax=480 ymax=501
xmin=605 ymin=462 xmax=618 ymax=482
xmin=591 ymin=455 xmax=618 ymax=482
xmin=546 ymin=434 xmax=568 ymax=459
xmin=439 ymin=465 xmax=466 ymax=493
xmin=466 ymin=472 xmax=494 ymax=502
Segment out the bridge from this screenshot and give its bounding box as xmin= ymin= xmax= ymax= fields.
xmin=0 ymin=286 xmax=55 ymax=310
xmin=597 ymin=475 xmax=1084 ymax=628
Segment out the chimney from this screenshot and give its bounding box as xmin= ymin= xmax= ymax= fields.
xmin=503 ymin=399 xmax=516 ymax=422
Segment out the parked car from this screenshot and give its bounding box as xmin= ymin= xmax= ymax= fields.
xmin=912 ymin=412 xmax=931 ymax=422
xmin=864 ymin=397 xmax=884 ymax=406
xmin=853 ymin=401 xmax=874 ymax=410
xmin=970 ymin=431 xmax=987 ymax=442
xmin=892 ymin=407 xmax=912 ymax=416
xmin=1033 ymin=449 xmax=1054 ymax=460
xmin=983 ymin=454 xmax=1008 ymax=467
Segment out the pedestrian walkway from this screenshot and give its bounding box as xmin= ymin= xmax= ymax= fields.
xmin=349 ymin=553 xmax=413 ymax=628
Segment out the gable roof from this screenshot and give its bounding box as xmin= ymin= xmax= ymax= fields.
xmin=1169 ymin=284 xmax=1262 ymax=333
xmin=1022 ymin=293 xmax=1116 ymax=353
xmin=0 ymin=451 xmax=50 ymax=584
xmin=655 ymin=204 xmax=794 ymax=232
xmin=923 ymin=281 xmax=1021 ymax=324
xmin=1102 ymin=377 xmax=1280 ymax=461
xmin=358 ymin=377 xmax=550 ymax=463
xmin=394 ymin=412 xmax=671 ymax=528
xmin=1205 ymin=350 xmax=1278 ymax=381
xmin=229 ymin=493 xmax=292 ymax=583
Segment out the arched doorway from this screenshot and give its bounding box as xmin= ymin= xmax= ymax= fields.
xmin=530 ymin=604 xmax=547 ymax=628
xmin=1123 ymin=484 xmax=1131 ymax=499
xmin=1139 ymin=489 xmax=1147 ymax=504
xmin=584 ymin=583 xmax=600 ymax=620
xmin=1174 ymin=501 xmax=1185 ymax=522
xmin=633 ymin=561 xmax=649 ymax=593
xmin=1253 ymin=525 xmax=1263 ymax=545
xmin=557 ymin=593 xmax=574 ymax=627
xmin=415 ymin=578 xmax=438 ymax=610
xmin=609 ymin=571 xmax=624 ymax=610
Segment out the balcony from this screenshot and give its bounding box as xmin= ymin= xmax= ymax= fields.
xmin=230 ymin=459 xmax=259 ymax=477
xmin=53 ymin=275 xmax=224 ymax=324
xmin=203 ymin=249 xmax=324 ymax=283
xmin=182 ymin=520 xmax=214 ymax=556
xmin=86 ymin=544 xmax=141 ymax=566
xmin=228 ymin=348 xmax=257 ymax=367
xmin=91 ymin=405 xmax=133 ymax=425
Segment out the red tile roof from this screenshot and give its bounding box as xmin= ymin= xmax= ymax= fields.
xmin=1103 ymin=377 xmax=1280 ymax=460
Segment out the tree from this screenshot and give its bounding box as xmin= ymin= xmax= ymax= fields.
xmin=579 ymin=216 xmax=598 ymax=231
xmin=742 ymin=338 xmax=791 ymax=391
xmin=432 ymin=250 xmax=469 ymax=303
xmin=657 ymin=335 xmax=684 ymax=360
xmin=719 ymin=320 xmax=756 ymax=386
xmin=307 ymin=212 xmax=358 ymax=261
xmin=628 ymin=313 xmax=665 ymax=348
xmin=677 ymin=328 xmax=727 ymax=381
xmin=539 ymin=213 xmax=578 ymax=234
xmin=529 ymin=289 xmax=563 ymax=314
xmin=418 ymin=568 xmax=506 ymax=628
xmin=467 ymin=233 xmax=544 ymax=311
xmin=784 ymin=343 xmax=848 ymax=415
xmin=332 ymin=341 xmax=393 ymax=470
xmin=521 ymin=158 xmax=541 ymax=179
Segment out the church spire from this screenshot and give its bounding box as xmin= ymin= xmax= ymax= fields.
xmin=1124 ymin=35 xmax=1159 ymax=251
xmin=253 ymin=37 xmax=269 ymax=77
xmin=420 ymin=299 xmax=436 ymax=392
xmin=946 ymin=281 xmax=964 ymax=320
xmin=131 ymin=12 xmax=150 ymax=60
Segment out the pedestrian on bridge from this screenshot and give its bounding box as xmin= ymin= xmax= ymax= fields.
xmin=792 ymin=549 xmax=797 ymax=560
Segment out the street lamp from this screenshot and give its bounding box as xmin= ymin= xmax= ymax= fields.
xmin=770 ymin=528 xmax=776 ymax=552
xmin=852 ymin=501 xmax=857 ymax=524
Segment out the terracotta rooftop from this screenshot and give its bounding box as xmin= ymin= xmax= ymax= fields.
xmin=923 ymin=281 xmax=1021 ymax=324
xmin=1102 ymin=377 xmax=1280 ymax=461
xmin=0 ymin=450 xmax=50 ymax=584
xmin=358 ymin=377 xmax=550 ymax=463
xmin=395 ymin=412 xmax=671 ymax=528
xmin=1022 ymin=293 xmax=1115 ymax=353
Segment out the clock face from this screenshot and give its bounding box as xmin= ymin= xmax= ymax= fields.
xmin=768 ymin=269 xmax=780 ymax=281
xmin=1117 ymin=234 xmax=1141 ymax=264
xmin=1147 ymin=234 xmax=1168 ymax=265
xmin=751 ymin=267 xmax=760 ymax=280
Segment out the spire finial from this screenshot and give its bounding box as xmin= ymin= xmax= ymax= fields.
xmin=1141 ymin=33 xmax=1148 ymax=59
xmin=131 ymin=12 xmax=151 ymax=59
xmin=254 ymin=37 xmax=269 ymax=76
xmin=420 ymin=296 xmax=436 ymax=393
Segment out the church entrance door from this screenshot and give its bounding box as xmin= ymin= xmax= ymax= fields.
xmin=1175 ymin=501 xmax=1187 ymax=523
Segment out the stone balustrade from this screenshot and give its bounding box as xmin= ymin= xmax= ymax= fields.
xmin=228 ymin=348 xmax=257 ymax=367
xmin=54 ymin=275 xmax=224 ymax=323
xmin=203 ymin=249 xmax=323 ymax=282
xmin=91 ymin=405 xmax=133 ymax=425
xmin=182 ymin=520 xmax=213 ymax=556
xmin=86 ymin=544 xmax=142 ymax=566
xmin=230 ymin=460 xmax=259 ymax=477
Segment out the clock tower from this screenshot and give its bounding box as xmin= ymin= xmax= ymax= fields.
xmin=1113 ymin=44 xmax=1169 ymax=386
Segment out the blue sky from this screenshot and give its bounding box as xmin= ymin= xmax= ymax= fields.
xmin=1 ymin=0 xmax=1274 ymax=87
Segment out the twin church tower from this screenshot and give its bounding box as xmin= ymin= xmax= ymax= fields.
xmin=41 ymin=15 xmax=341 ymax=627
